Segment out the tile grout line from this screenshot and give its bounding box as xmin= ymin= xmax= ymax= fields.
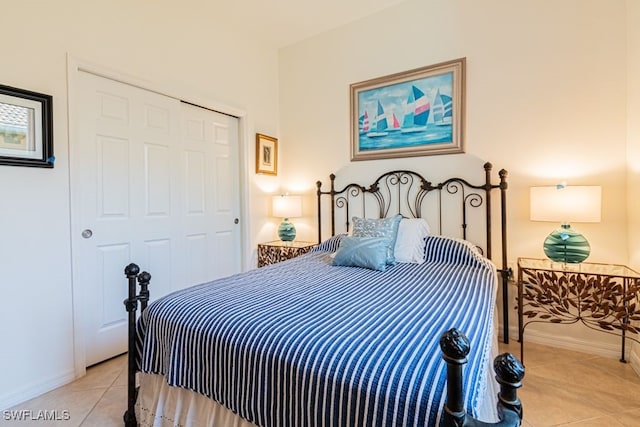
xmin=79 ymin=357 xmax=128 ymax=425
xmin=77 ymin=387 xmax=110 ymax=426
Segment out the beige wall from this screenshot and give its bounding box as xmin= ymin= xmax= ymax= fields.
xmin=626 ymin=0 xmax=640 ymax=370
xmin=628 ymin=0 xmax=640 ymax=271
xmin=0 ymin=0 xmax=280 ymax=409
xmin=279 ymin=0 xmax=629 ymax=350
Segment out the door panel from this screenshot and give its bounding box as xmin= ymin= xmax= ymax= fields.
xmin=72 ymin=72 xmax=241 ymax=366
xmin=185 ymin=151 xmax=206 ymax=214
xmin=98 ymin=136 xmax=130 ymax=217
xmin=144 ymin=143 xmax=171 ymax=216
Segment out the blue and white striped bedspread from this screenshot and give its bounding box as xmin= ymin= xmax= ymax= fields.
xmin=137 ymin=235 xmax=497 ymax=427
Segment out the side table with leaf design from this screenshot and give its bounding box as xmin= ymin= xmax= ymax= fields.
xmin=517 ymin=257 xmax=640 ymax=363
xmin=257 ymin=241 xmax=316 ymax=267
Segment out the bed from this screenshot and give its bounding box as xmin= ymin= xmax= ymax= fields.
xmin=123 ymin=163 xmax=524 ymax=427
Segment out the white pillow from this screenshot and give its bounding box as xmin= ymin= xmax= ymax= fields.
xmin=394 ymin=218 xmax=431 ymax=264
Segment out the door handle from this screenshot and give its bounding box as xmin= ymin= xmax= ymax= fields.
xmin=81 ymin=229 xmax=93 ymax=239
xmin=234 ymin=218 xmax=239 ymax=224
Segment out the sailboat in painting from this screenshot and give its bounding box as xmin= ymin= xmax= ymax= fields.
xmin=359 ymin=111 xmax=370 ymax=134
xmin=388 ymin=113 xmax=400 ymax=132
xmin=402 ymin=91 xmax=415 ymax=129
xmin=432 ymin=88 xmax=453 ymax=125
xmin=367 ymin=100 xmax=389 ymax=137
xmin=401 ymin=85 xmax=430 ymax=133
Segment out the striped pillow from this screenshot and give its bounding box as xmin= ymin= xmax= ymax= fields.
xmin=312 ymin=234 xmax=346 ymax=253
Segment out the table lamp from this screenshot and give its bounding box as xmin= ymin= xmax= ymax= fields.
xmin=272 ymin=195 xmax=302 ymax=242
xmin=530 ymin=185 xmax=601 ymax=263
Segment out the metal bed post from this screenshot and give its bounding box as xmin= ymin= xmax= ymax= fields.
xmin=122 ymin=263 xmax=151 ymax=427
xmin=499 ymin=168 xmax=509 ymax=344
xmin=316 ymin=174 xmax=338 ymax=243
xmin=123 ymin=263 xmax=140 ymax=427
xmin=483 ymin=162 xmax=493 ymax=259
xmin=440 ymin=329 xmax=524 ymax=427
xmin=483 ymin=162 xmax=511 ymax=344
xmin=330 ymin=173 xmax=336 ymax=236
xmin=316 ymin=180 xmax=323 ymax=243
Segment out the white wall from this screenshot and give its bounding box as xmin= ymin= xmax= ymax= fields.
xmin=0 ymin=0 xmax=280 ymax=409
xmin=279 ymin=0 xmax=629 ymax=352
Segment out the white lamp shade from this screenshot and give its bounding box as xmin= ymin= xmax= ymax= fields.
xmin=272 ymin=195 xmax=302 ymax=218
xmin=530 ymin=186 xmax=601 ymax=223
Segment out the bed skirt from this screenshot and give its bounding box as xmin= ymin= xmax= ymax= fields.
xmin=135 ymin=337 xmax=500 ymax=427
xmin=136 ymin=371 xmax=258 ymax=427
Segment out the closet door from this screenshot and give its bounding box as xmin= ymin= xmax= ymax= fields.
xmin=71 ymin=71 xmax=242 ymax=365
xmin=180 ymin=102 xmax=242 ymax=285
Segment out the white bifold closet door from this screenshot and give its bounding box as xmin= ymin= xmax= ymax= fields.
xmin=72 ymin=71 xmax=241 ymax=366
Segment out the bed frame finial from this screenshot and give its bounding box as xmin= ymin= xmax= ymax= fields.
xmin=440 ymin=328 xmax=471 ymax=361
xmin=124 ymin=263 xmax=140 ymax=276
xmin=494 ymin=353 xmax=525 ymax=420
xmin=440 ymin=328 xmax=524 ymax=427
xmin=138 ymin=271 xmax=151 ymax=312
xmin=440 ymin=329 xmax=470 ymax=418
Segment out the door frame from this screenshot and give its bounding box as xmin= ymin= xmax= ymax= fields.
xmin=66 ymin=54 xmax=251 ymax=378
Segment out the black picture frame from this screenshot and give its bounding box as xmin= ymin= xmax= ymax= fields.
xmin=0 ymin=84 xmax=53 ymax=168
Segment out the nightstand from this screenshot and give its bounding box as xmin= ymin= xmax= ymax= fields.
xmin=517 ymin=257 xmax=640 ymax=362
xmin=257 ymin=241 xmax=316 ymax=267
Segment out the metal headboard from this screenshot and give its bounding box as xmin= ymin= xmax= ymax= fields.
xmin=315 ymin=162 xmax=510 ymax=342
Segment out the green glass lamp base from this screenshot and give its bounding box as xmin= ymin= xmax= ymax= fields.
xmin=278 ymin=218 xmax=296 ymax=242
xmin=543 ymin=224 xmax=590 ymax=263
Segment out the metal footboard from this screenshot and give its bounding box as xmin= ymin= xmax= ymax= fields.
xmin=122 ymin=264 xmax=524 ymax=427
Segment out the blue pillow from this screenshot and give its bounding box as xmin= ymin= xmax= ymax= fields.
xmin=332 ymin=236 xmax=388 ymax=271
xmin=352 ymin=215 xmax=402 ymax=265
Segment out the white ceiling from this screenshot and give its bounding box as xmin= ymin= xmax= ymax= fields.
xmin=197 ymin=0 xmax=409 ymax=48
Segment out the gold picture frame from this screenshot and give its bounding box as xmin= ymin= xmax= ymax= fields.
xmin=256 ymin=133 xmax=278 ymax=175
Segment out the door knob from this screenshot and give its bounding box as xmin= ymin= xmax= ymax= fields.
xmin=81 ymin=229 xmax=93 ymax=239
xmin=234 ymin=218 xmax=239 ymax=224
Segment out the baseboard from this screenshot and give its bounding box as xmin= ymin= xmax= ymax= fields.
xmin=506 ymin=325 xmax=624 ymax=360
xmin=0 ymin=369 xmax=76 ymax=411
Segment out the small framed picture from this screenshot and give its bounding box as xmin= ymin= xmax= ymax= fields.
xmin=256 ymin=133 xmax=278 ymax=175
xmin=0 ymin=84 xmax=53 ymax=168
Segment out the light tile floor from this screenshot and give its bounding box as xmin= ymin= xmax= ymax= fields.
xmin=1 ymin=355 xmax=127 ymax=427
xmin=2 ymin=342 xmax=640 ymax=426
xmin=499 ymin=340 xmax=640 ymax=427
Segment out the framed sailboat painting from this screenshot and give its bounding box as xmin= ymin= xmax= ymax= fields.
xmin=350 ymin=58 xmax=465 ymax=161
